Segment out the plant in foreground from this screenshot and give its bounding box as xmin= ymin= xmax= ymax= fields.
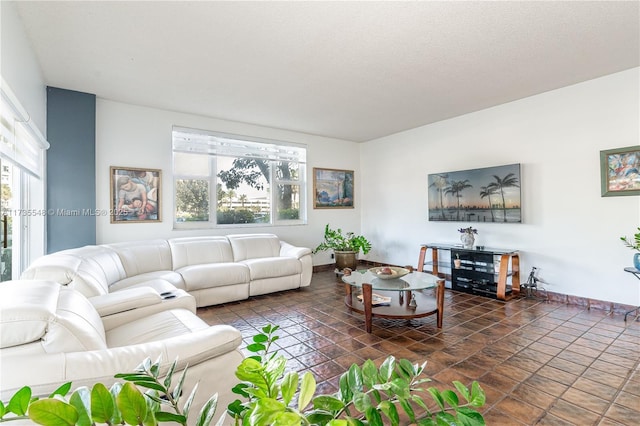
xmin=0 ymin=358 xmax=221 ymax=426
xmin=227 ymin=324 xmax=486 ymax=425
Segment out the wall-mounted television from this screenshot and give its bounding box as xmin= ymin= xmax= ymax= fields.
xmin=428 ymin=163 xmax=521 ymax=223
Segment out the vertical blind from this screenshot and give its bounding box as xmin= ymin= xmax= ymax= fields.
xmin=0 ymin=78 xmax=49 ymax=177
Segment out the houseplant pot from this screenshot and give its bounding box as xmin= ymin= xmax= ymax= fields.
xmin=313 ymin=224 xmax=372 ymax=271
xmin=334 ymin=250 xmax=358 ymax=270
xmin=621 ymin=227 xmax=640 ymax=270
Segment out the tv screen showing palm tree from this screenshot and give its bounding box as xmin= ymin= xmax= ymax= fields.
xmin=428 ymin=163 xmax=521 ymax=223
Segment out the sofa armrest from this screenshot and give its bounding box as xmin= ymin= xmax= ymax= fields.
xmin=90 ymin=288 xmax=197 ymax=330
xmin=280 ymin=241 xmax=312 ymax=259
xmin=90 ymin=287 xmax=162 ymax=316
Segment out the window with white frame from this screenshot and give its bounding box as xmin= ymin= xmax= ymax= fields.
xmin=172 ymin=127 xmax=306 ymax=227
xmin=0 ymin=78 xmax=48 ymax=279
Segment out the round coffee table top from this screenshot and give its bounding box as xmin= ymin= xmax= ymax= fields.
xmin=342 ymin=269 xmax=441 ymax=291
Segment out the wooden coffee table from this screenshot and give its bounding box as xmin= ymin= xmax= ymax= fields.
xmin=342 ymin=269 xmax=444 ymax=333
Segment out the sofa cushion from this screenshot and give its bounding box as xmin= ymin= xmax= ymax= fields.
xmin=20 ymin=246 xmax=128 ymax=298
xmin=242 ymin=257 xmax=302 ymax=280
xmin=42 ymin=287 xmax=107 ymax=353
xmin=0 ymin=280 xmax=59 ymax=348
xmin=109 ymin=272 xmax=186 ymax=292
xmin=227 ymin=234 xmax=281 ymax=261
xmin=20 ymin=253 xmax=82 ymax=286
xmin=106 ymin=309 xmax=209 ymax=347
xmin=169 ymin=236 xmax=234 ymax=269
xmin=0 ymin=281 xmax=106 ymax=353
xmin=177 ymin=263 xmax=250 ymax=291
xmin=75 ymin=246 xmax=127 ymax=294
xmin=107 ymin=239 xmax=173 ymax=277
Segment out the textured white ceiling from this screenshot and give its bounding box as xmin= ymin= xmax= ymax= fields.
xmin=13 ymin=1 xmax=640 ymax=142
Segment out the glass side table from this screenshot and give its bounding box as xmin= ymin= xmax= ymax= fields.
xmin=342 ymin=269 xmax=444 ymax=333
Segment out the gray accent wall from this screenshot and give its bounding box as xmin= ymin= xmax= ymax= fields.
xmin=46 ymin=87 xmax=96 ymax=253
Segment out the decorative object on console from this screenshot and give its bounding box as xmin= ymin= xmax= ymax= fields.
xmin=620 ymin=227 xmax=640 ymax=270
xmin=313 ymin=224 xmax=371 ymax=270
xmin=458 ymin=226 xmax=478 ymax=249
xmin=313 ymin=167 xmax=354 ymax=208
xmin=428 ymin=163 xmax=521 ymax=223
xmin=454 ymin=253 xmax=462 ymax=269
xmin=600 ymin=145 xmax=640 ymax=197
xmin=110 ymin=166 xmax=161 ymax=223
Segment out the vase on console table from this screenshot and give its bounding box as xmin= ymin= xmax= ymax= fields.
xmin=635 ymin=253 xmax=640 ymax=271
xmin=460 ymin=233 xmax=475 ymax=249
xmin=458 ymin=226 xmax=478 ymax=249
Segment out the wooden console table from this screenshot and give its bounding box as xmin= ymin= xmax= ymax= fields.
xmin=418 ymin=243 xmax=520 ymax=300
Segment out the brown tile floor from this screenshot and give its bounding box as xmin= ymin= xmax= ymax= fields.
xmin=198 ymin=268 xmax=640 ymax=425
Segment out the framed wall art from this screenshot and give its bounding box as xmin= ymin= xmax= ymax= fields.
xmin=110 ymin=166 xmax=161 ymax=223
xmin=600 ymin=145 xmax=640 ymax=197
xmin=428 ymin=163 xmax=521 ymax=223
xmin=313 ymin=168 xmax=354 ymax=209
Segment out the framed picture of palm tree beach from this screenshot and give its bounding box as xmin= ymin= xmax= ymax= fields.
xmin=428 ymin=163 xmax=521 ymax=223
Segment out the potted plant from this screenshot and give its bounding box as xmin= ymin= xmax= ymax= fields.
xmin=228 ymin=325 xmax=486 ymax=425
xmin=313 ymin=224 xmax=372 ymax=270
xmin=621 ymin=227 xmax=640 ymax=270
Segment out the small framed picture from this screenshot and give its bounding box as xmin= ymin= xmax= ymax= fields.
xmin=313 ymin=168 xmax=354 ymax=209
xmin=110 ymin=166 xmax=161 ymax=223
xmin=600 ymin=146 xmax=640 ymax=197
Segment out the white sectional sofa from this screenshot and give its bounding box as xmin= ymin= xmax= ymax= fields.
xmin=2 ymin=233 xmax=312 ymax=422
xmin=0 ymin=280 xmax=243 ymax=423
xmin=21 ymin=233 xmax=313 ymax=311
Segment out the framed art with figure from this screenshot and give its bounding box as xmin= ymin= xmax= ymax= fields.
xmin=110 ymin=166 xmax=161 ymax=223
xmin=600 ymin=145 xmax=640 ymax=197
xmin=313 ymin=168 xmax=354 ymax=209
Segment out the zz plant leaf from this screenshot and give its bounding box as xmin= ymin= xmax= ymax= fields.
xmin=90 ymin=383 xmax=115 ymax=424
xmin=68 ymin=389 xmax=92 ymax=426
xmin=28 ymin=399 xmax=79 ymax=426
xmin=298 ymin=372 xmax=316 ymax=411
xmin=7 ymin=386 xmax=31 ymax=416
xmin=116 ymin=382 xmax=147 ymax=425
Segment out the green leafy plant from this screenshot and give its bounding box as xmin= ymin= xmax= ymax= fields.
xmin=621 ymin=227 xmax=640 ymax=251
xmin=0 ymin=357 xmax=221 ymax=426
xmin=313 ymin=224 xmax=372 ymax=255
xmin=227 ymin=325 xmax=486 ymax=425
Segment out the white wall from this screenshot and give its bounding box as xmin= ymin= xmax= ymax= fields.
xmin=0 ymin=1 xmax=46 ymax=133
xmin=95 ymin=99 xmax=361 ymax=262
xmin=360 ymin=68 xmax=640 ymax=305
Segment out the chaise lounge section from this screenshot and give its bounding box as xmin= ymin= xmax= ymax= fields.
xmin=0 ymin=280 xmax=244 ymax=421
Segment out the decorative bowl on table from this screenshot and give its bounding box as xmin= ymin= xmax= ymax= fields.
xmin=368 ymin=266 xmax=410 ymax=280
